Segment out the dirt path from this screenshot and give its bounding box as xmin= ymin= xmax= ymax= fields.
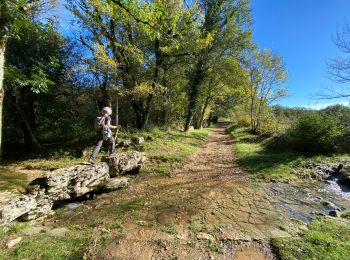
xmin=49 ymin=125 xmax=349 ymax=258
xmin=53 ymin=125 xmax=289 ymax=259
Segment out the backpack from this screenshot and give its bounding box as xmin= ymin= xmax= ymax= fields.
xmin=94 ymin=116 xmax=112 ymax=141
xmin=94 ymin=116 xmax=106 ymax=132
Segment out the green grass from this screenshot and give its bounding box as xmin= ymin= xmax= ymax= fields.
xmin=228 ymin=126 xmax=350 ymax=181
xmin=228 ymin=126 xmax=300 ymax=180
xmin=0 ymin=232 xmax=91 ymax=260
xmin=141 ymin=128 xmax=211 ymax=176
xmin=0 ymin=168 xmax=28 ymax=191
xmin=272 ymin=217 xmax=350 ymax=260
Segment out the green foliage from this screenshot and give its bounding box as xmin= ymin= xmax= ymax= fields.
xmin=287 ymin=111 xmax=341 ymax=154
xmin=228 ymin=126 xmax=299 ymax=180
xmin=273 ymin=217 xmax=350 ymax=260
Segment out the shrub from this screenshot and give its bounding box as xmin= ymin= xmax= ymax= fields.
xmin=287 ymin=112 xmax=341 ymax=154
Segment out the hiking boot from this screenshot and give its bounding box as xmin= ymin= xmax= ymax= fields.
xmin=88 ymin=159 xmax=96 ymax=165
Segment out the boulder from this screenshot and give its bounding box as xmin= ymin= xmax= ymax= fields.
xmin=0 ymin=163 xmax=110 ymax=225
xmin=339 ymin=166 xmax=350 ymax=184
xmin=118 ymin=140 xmax=131 ymax=148
xmin=132 ymin=137 xmax=144 ymax=145
xmin=102 ymin=152 xmax=146 ymax=177
xmin=0 ymin=194 xmax=37 ymax=225
xmin=45 ymin=163 xmax=109 ymax=199
xmin=103 ymin=177 xmax=130 ymax=192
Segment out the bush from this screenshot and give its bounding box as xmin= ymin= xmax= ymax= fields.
xmin=287 ymin=112 xmax=340 ymax=154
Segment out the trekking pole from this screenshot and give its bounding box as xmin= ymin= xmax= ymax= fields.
xmin=114 ymin=94 xmax=119 ymax=141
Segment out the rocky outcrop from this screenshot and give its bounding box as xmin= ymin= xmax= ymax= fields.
xmin=0 ymin=154 xmax=145 ymax=226
xmin=45 ymin=163 xmax=110 ymax=200
xmin=294 ymin=162 xmax=350 ymax=184
xmin=0 ymin=194 xmax=37 ymax=225
xmin=0 ymin=163 xmax=110 ymax=226
xmin=102 ymin=152 xmax=146 ymax=177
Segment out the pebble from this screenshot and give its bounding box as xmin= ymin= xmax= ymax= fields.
xmin=6 ymin=237 xmax=22 ymax=248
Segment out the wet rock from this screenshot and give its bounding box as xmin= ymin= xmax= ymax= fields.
xmin=329 ymin=210 xmax=341 ymax=217
xmin=102 ymin=152 xmax=146 ymax=177
xmin=103 ymin=177 xmax=130 ymax=192
xmin=338 ymin=165 xmax=350 ymax=184
xmin=132 ymin=137 xmax=144 ymax=145
xmin=45 ymin=163 xmax=109 ymax=199
xmin=196 ymin=232 xmax=215 ymax=242
xmin=6 ymin=237 xmax=22 ymax=248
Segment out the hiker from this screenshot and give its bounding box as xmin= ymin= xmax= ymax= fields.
xmin=88 ymin=107 xmax=121 ymax=164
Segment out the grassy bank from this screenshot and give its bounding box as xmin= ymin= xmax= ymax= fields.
xmin=227 ymin=125 xmax=349 ymax=181
xmin=272 ymin=216 xmax=350 ymax=259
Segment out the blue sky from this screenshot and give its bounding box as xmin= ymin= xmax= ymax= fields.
xmin=251 ymin=0 xmax=350 ymax=108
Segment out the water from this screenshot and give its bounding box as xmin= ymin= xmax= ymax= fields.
xmin=321 ymin=176 xmax=350 ymax=200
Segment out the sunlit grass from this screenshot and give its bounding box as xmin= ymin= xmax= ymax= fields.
xmin=273 ymin=217 xmax=350 ymax=260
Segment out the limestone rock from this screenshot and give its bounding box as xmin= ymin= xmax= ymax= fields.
xmin=132 ymin=137 xmax=144 ymax=145
xmin=0 ymin=194 xmax=37 ymax=225
xmin=45 ymin=163 xmax=109 ymax=199
xmin=6 ymin=237 xmax=22 ymax=248
xmin=118 ymin=140 xmax=131 ymax=148
xmin=196 ymin=232 xmax=215 ymax=242
xmin=102 ymin=152 xmax=146 ymax=177
xmin=103 ymin=177 xmax=130 ymax=192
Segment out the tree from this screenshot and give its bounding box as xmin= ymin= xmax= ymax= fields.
xmin=326 ymin=21 xmax=350 ymax=99
xmin=194 ymin=57 xmax=248 ymax=128
xmin=183 ymin=0 xmax=251 ymax=131
xmin=68 ymin=0 xmax=196 ymax=128
xmin=0 ymin=0 xmax=47 ymax=156
xmin=4 ymin=19 xmax=64 ymax=148
xmin=246 ymin=49 xmax=288 ymax=134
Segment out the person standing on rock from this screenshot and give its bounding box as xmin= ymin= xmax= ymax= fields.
xmin=88 ymin=107 xmax=121 ymax=164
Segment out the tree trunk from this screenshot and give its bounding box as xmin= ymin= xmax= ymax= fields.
xmin=11 ymin=95 xmax=41 ymax=149
xmin=199 ymin=96 xmax=210 ymax=129
xmin=0 ymin=40 xmax=5 ymax=159
xmin=184 ymin=59 xmax=205 ymax=131
xmin=207 ymin=112 xmax=213 ymax=127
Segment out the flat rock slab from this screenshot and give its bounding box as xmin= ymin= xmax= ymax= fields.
xmin=6 ymin=237 xmax=22 ymax=248
xmin=196 ymin=232 xmax=215 ymax=242
xmin=218 ymin=228 xmax=252 ymax=242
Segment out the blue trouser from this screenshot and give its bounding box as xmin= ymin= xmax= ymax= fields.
xmin=89 ymin=133 xmax=115 ymax=162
